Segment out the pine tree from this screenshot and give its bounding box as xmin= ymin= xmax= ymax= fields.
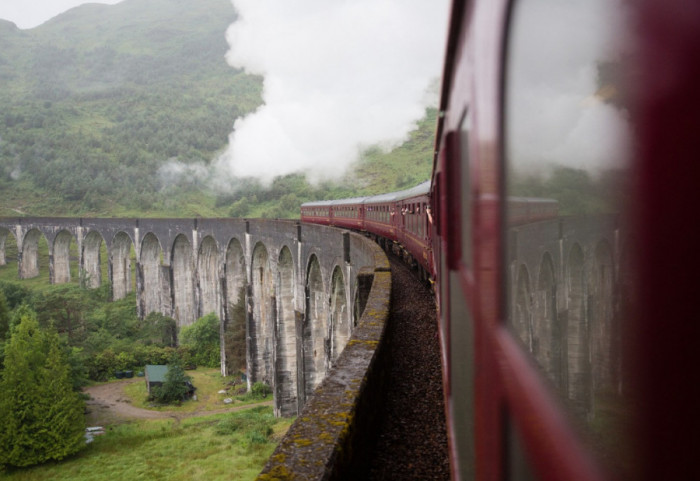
xmin=0 ymin=314 xmax=85 ymax=468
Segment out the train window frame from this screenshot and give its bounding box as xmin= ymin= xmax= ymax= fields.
xmin=498 ymin=0 xmax=629 ymax=480
xmin=459 ymin=108 xmax=473 ymax=271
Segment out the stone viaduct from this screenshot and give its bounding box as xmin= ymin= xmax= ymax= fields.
xmin=0 ymin=213 xmax=623 ymax=477
xmin=506 ymin=213 xmax=624 ymax=419
xmin=0 ymin=217 xmax=384 ymax=417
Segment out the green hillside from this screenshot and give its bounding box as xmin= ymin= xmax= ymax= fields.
xmin=0 ymin=0 xmax=435 ymax=219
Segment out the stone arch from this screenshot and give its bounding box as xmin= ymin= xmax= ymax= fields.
xmin=223 ymin=238 xmax=247 ymax=377
xmin=20 ymin=229 xmax=45 ymax=279
xmin=353 ymin=288 xmax=361 ymax=328
xmin=140 ymin=233 xmax=163 ymax=317
xmin=251 ymin=242 xmax=275 ymax=386
xmin=0 ymin=228 xmax=17 ymax=267
xmin=111 ymin=232 xmax=134 ymax=300
xmin=330 ymin=265 xmax=349 ymax=362
xmin=198 ymin=236 xmax=220 ymax=319
xmin=275 ymin=245 xmax=298 ymax=416
xmin=352 ymin=272 xmax=372 ymax=328
xmin=534 ymin=252 xmax=560 ymax=388
xmin=590 ymin=240 xmax=615 ymax=391
xmin=52 ymin=230 xmax=76 ymax=284
xmin=302 ymin=254 xmax=328 ymax=399
xmin=512 ymin=264 xmax=532 ymax=350
xmin=82 ymin=231 xmax=106 ymax=289
xmin=566 ymin=243 xmax=590 ymax=415
xmin=172 ymin=234 xmax=195 ymax=327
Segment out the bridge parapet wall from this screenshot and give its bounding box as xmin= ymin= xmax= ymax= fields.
xmin=257 ymin=237 xmax=391 ymax=481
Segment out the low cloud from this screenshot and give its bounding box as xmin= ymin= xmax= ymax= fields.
xmin=157 ymin=159 xmax=210 ymax=189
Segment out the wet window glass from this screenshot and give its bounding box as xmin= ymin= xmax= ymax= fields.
xmin=504 ymin=0 xmax=632 ymax=477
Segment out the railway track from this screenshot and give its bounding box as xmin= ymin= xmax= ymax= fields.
xmin=367 ymin=255 xmax=450 ymax=480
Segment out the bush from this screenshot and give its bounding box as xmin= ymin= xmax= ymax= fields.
xmin=88 ymin=348 xmax=118 ymax=381
xmin=179 ymin=313 xmax=220 ymax=368
xmin=251 ymin=382 xmax=272 ymax=399
xmin=115 ymin=351 xmax=137 ymax=371
xmin=215 ymin=406 xmax=274 ymax=444
xmin=0 ymin=282 xmax=31 ymax=310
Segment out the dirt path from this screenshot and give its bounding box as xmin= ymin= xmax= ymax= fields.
xmin=84 ymin=378 xmax=273 ymax=426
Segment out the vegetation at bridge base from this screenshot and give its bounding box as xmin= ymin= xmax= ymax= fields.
xmin=0 ymin=312 xmax=85 ymax=469
xmin=148 ymin=363 xmax=192 ymax=405
xmin=179 ymin=313 xmax=221 ymax=368
xmin=223 ymin=288 xmax=247 ymax=377
xmin=215 ymin=406 xmax=276 ymax=446
xmin=0 ymin=278 xmax=225 ymax=388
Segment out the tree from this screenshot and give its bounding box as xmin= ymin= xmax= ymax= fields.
xmin=141 ymin=312 xmax=178 ymax=347
xmin=179 ymin=313 xmax=220 ymax=368
xmin=0 ymin=291 xmax=9 ymax=341
xmin=0 ymin=314 xmax=85 ymax=468
xmin=149 ymin=364 xmax=193 ymax=405
xmin=31 ymin=285 xmax=91 ymax=343
xmin=224 ymin=286 xmax=247 ymax=376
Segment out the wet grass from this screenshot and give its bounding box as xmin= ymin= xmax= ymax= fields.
xmin=0 ymin=407 xmax=293 ymax=481
xmin=122 ymin=368 xmax=270 ymax=413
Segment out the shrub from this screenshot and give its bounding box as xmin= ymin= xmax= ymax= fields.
xmin=179 ymin=313 xmax=220 ymax=368
xmin=116 ymin=351 xmax=137 ymax=371
xmin=88 ymin=348 xmax=118 ymax=381
xmin=215 ymin=406 xmax=274 ymax=444
xmin=251 ymin=382 xmax=272 ymax=399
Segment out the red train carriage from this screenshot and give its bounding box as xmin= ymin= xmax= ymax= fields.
xmin=301 ymin=3 xmax=700 ymax=480
xmin=432 ymin=0 xmax=700 ymax=481
xmin=389 ymin=181 xmax=432 ymax=277
xmin=300 ymin=200 xmax=332 ymax=226
xmin=329 ymin=197 xmax=366 ymax=230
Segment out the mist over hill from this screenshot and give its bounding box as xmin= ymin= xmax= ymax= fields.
xmin=0 ymin=0 xmax=435 ymax=218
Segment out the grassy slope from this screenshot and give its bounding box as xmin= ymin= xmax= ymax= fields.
xmin=0 ymin=408 xmax=293 ymax=481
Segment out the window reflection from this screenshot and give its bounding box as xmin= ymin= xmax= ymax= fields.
xmin=504 ymin=0 xmax=632 ymax=476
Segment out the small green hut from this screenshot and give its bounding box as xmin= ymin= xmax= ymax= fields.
xmin=144 ymin=364 xmax=168 ymax=394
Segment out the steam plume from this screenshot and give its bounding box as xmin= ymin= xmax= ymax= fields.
xmin=215 ymin=0 xmax=450 ymax=183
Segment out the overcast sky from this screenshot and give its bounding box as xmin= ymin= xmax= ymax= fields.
xmin=0 ymin=0 xmax=124 ymax=29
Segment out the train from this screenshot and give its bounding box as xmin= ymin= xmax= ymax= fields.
xmin=303 ymin=0 xmax=700 ymax=480
xmin=301 ymin=183 xmax=558 ymax=282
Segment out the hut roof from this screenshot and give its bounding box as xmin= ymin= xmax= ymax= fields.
xmin=145 ymin=364 xmax=168 ymax=383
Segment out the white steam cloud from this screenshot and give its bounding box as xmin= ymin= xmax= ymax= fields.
xmin=215 ymin=0 xmax=450 ymax=183
xmin=505 ymin=0 xmax=631 ymax=176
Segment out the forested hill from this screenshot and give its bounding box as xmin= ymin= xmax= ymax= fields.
xmin=0 ymin=0 xmax=436 ymax=219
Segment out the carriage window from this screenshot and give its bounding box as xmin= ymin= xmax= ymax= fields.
xmin=460 ymin=109 xmax=472 ymax=269
xmin=504 ymin=0 xmax=632 ymax=477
